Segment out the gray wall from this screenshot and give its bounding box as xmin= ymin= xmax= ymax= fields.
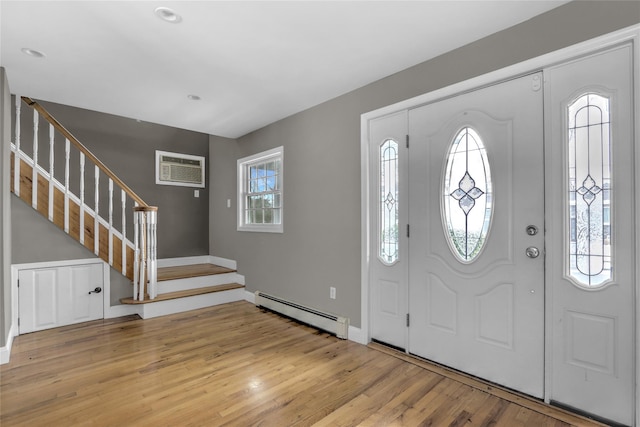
xmin=209 ymin=1 xmax=640 ymax=328
xmin=13 ymin=100 xmax=210 ymax=260
xmin=209 ymin=135 xmax=239 ymax=255
xmin=1 ymin=68 xmax=11 ymax=348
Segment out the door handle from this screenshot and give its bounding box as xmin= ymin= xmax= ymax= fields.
xmin=89 ymin=287 xmax=102 ymax=294
xmin=525 ymin=247 xmax=540 ymax=259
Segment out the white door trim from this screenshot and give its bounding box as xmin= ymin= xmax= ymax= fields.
xmin=635 ymin=30 xmax=640 ymax=427
xmin=360 ymin=24 xmax=639 ymax=422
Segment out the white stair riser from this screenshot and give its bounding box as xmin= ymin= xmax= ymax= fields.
xmin=156 ymin=256 xmax=237 ymax=270
xmin=156 ymin=272 xmax=244 ymax=294
xmin=139 ymin=288 xmax=246 ymax=319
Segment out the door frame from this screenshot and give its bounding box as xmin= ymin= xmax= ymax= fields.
xmin=360 ymin=24 xmax=639 ymax=422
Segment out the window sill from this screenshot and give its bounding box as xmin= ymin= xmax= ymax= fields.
xmin=237 ymin=224 xmax=283 ymax=233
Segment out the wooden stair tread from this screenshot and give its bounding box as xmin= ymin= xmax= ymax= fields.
xmin=157 ymin=263 xmax=236 ymax=281
xmin=120 ymin=282 xmax=244 ymax=305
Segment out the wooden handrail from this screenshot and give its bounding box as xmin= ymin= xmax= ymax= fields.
xmin=21 ymin=96 xmax=149 ymax=208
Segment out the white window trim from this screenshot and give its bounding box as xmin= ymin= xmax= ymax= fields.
xmin=237 ymin=146 xmax=283 ymax=233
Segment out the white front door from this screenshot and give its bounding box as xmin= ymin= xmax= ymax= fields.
xmin=545 ymin=45 xmax=635 ymax=426
xmin=368 ymin=111 xmax=409 ymax=349
xmin=19 ymin=262 xmax=104 ymax=333
xmin=408 ymin=73 xmax=545 ymax=397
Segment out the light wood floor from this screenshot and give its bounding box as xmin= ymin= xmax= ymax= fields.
xmin=1 ymin=302 xmax=603 ymax=427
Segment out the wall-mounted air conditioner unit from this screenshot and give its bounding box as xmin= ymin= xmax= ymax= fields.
xmin=155 ymin=150 xmax=205 ymax=188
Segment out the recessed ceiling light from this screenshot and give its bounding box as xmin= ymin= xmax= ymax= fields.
xmin=21 ymin=48 xmax=46 ymax=58
xmin=187 ymin=94 xmax=201 ymax=101
xmin=155 ymin=7 xmax=182 ymax=24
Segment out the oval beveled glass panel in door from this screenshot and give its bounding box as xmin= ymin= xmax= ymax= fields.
xmin=443 ymin=127 xmax=493 ymax=263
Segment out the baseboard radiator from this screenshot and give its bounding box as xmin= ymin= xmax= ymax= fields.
xmin=254 ymin=291 xmax=349 ymax=339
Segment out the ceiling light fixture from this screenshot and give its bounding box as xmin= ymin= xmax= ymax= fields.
xmin=155 ymin=7 xmax=182 ymax=24
xmin=21 ymin=48 xmax=46 ymax=58
xmin=187 ymin=94 xmax=201 ymax=101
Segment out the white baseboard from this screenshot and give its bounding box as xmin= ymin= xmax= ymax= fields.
xmin=244 ymin=290 xmax=255 ymax=304
xmin=156 ymin=255 xmax=213 ymax=268
xmin=208 ymin=256 xmax=237 ymax=270
xmin=348 ymin=325 xmax=367 ymax=345
xmin=0 ymin=322 xmax=17 ymax=365
xmin=105 ymin=304 xmax=140 ymax=319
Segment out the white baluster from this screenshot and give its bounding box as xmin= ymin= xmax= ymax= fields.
xmin=146 ymin=211 xmax=153 ymax=299
xmin=150 ymin=209 xmax=158 ymax=299
xmin=64 ymin=139 xmax=70 ymax=233
xmin=13 ymin=97 xmax=21 ymax=197
xmin=48 ymin=124 xmax=54 ymax=221
xmin=32 ymin=110 xmax=38 ymax=209
xmin=79 ymin=153 xmax=85 ymax=244
xmin=138 ymin=211 xmax=146 ymax=301
xmin=132 ymin=206 xmax=157 ymax=301
xmin=108 ymin=179 xmax=113 ymax=266
xmin=121 ymin=190 xmax=127 ymax=277
xmin=94 ymin=165 xmax=99 ymax=256
xmin=133 ymin=209 xmax=139 ymax=300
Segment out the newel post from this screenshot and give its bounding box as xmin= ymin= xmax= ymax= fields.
xmin=133 ymin=206 xmax=158 ymax=301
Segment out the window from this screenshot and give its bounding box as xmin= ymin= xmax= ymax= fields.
xmin=567 ymin=93 xmax=612 ymax=287
xmin=379 ymin=139 xmax=399 ymax=265
xmin=237 ymin=146 xmax=283 ymax=233
xmin=443 ymin=127 xmax=493 ymax=263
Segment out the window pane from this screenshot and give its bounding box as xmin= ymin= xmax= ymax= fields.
xmin=267 ymin=176 xmax=276 ymax=191
xmin=272 ymin=208 xmax=281 ymax=224
xmin=567 ymin=93 xmax=612 ymax=287
xmin=443 ymin=127 xmax=492 ymax=262
xmin=263 ymin=208 xmax=272 ymax=224
xmin=257 ymin=178 xmax=266 ymax=192
xmin=254 ymin=209 xmax=263 ymax=224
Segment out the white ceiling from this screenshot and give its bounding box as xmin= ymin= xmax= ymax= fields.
xmin=0 ymin=1 xmax=568 ymax=139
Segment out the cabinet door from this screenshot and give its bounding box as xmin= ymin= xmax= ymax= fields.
xmin=19 ymin=263 xmax=104 ymax=333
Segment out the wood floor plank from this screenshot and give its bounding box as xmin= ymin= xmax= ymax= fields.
xmin=1 ymin=302 xmax=605 ymax=427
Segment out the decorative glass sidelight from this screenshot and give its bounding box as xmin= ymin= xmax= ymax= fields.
xmin=379 ymin=139 xmax=399 ymax=264
xmin=443 ymin=127 xmax=493 ymax=262
xmin=567 ymin=93 xmax=612 ymax=287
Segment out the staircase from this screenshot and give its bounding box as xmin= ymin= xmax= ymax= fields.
xmin=10 ymin=96 xmax=245 ymax=317
xmin=120 ymin=261 xmax=246 ymax=318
